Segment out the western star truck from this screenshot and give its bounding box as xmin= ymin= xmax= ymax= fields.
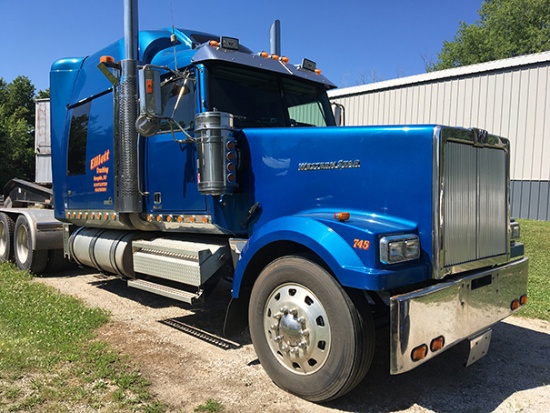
xmin=0 ymin=0 xmax=528 ymax=402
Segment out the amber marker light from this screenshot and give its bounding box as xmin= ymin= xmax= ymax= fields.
xmin=202 ymin=216 xmax=208 ymax=223
xmin=271 ymin=54 xmax=279 ymax=60
xmin=190 ymin=216 xmax=196 ymax=223
xmin=147 ymin=214 xmax=153 ymax=222
xmin=100 ymin=55 xmax=115 ymax=64
xmin=209 ymin=40 xmax=219 ymax=47
xmin=166 ymin=215 xmax=173 ymax=223
xmin=511 ymin=299 xmax=520 ymax=310
xmin=156 ymin=215 xmax=163 ymax=222
xmin=520 ymin=295 xmax=528 ymax=305
xmin=430 ymin=336 xmax=445 ymax=352
xmin=259 ymin=51 xmax=269 ymax=58
xmin=280 ymin=56 xmax=289 ymax=64
xmin=411 ymin=344 xmax=428 ymax=362
xmin=334 ymin=212 xmax=351 ymax=222
xmin=177 ymin=216 xmax=184 ymax=223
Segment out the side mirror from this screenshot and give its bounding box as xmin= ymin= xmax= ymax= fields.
xmin=136 ymin=68 xmax=162 ymax=136
xmin=332 ymin=103 xmax=345 ymax=126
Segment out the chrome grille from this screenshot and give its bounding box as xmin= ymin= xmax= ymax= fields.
xmin=442 ymin=141 xmax=508 ymax=271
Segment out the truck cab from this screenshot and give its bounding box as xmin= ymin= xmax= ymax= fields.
xmin=44 ymin=27 xmax=529 ymax=402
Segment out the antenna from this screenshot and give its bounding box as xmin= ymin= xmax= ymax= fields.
xmin=170 ymin=0 xmax=178 ymax=70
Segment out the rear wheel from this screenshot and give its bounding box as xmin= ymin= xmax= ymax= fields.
xmin=14 ymin=215 xmax=48 ymax=274
xmin=248 ymin=256 xmax=374 ymax=402
xmin=0 ymin=213 xmax=15 ymax=262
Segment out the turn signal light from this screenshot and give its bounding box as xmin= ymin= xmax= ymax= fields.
xmin=411 ymin=344 xmax=428 ymax=362
xmin=334 ymin=212 xmax=350 ymax=222
xmin=520 ymin=295 xmax=528 ymax=305
xmin=430 ymin=336 xmax=445 ymax=352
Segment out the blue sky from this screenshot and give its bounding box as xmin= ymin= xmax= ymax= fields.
xmin=1 ymin=0 xmax=483 ymax=92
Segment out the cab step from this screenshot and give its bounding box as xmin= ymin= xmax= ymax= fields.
xmin=132 ymin=238 xmax=229 ymax=287
xmin=127 ymin=279 xmax=202 ymax=304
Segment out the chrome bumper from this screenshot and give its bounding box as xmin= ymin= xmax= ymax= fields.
xmin=390 ymin=257 xmax=528 ymax=374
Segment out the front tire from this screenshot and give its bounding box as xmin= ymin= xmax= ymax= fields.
xmin=14 ymin=215 xmax=48 ymax=274
xmin=248 ymin=256 xmax=374 ymax=402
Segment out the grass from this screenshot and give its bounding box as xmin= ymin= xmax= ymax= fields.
xmin=517 ymin=219 xmax=550 ymax=321
xmin=0 ymin=262 xmax=166 ymax=412
xmin=194 ymin=399 xmax=224 ymax=412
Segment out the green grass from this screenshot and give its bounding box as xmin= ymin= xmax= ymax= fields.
xmin=194 ymin=399 xmax=224 ymax=412
xmin=517 ymin=219 xmax=550 ymax=321
xmin=0 ymin=262 xmax=166 ymax=412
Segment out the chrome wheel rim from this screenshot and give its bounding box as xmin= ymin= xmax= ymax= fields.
xmin=263 ymin=283 xmax=331 ymax=375
xmin=0 ymin=222 xmax=6 ymax=256
xmin=16 ymin=225 xmax=29 ymax=264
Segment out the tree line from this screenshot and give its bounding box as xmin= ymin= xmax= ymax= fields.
xmin=0 ymin=76 xmax=48 ymax=189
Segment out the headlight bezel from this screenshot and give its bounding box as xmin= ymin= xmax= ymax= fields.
xmin=379 ymin=234 xmax=421 ymax=265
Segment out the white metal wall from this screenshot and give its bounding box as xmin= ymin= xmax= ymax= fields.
xmin=328 ymin=52 xmax=550 ymax=221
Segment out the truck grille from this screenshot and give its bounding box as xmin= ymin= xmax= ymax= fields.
xmin=440 ymin=140 xmax=508 ymax=274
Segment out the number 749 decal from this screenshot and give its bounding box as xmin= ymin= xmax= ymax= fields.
xmin=353 ymin=239 xmax=370 ymax=250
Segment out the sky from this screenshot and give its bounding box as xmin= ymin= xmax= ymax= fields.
xmin=0 ymin=0 xmax=484 ymax=93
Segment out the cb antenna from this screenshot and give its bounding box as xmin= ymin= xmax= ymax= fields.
xmin=170 ymin=0 xmax=178 ymax=70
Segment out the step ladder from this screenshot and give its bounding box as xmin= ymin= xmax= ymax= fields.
xmin=128 ymin=238 xmax=230 ymax=304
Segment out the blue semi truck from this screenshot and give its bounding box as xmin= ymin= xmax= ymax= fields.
xmin=0 ymin=0 xmax=528 ymax=402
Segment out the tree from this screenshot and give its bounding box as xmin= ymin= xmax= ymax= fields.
xmin=430 ymin=0 xmax=550 ymax=71
xmin=0 ymin=76 xmax=43 ymax=188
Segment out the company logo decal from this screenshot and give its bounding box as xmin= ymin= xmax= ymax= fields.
xmin=298 ymin=159 xmax=360 ymax=171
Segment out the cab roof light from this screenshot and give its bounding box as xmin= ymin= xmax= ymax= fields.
xmin=300 ymin=58 xmax=317 ymax=72
xmin=280 ymin=56 xmax=290 ymax=64
xmin=209 ymin=40 xmax=219 ymax=47
xmin=271 ymin=54 xmax=280 ymax=60
xmin=259 ymin=51 xmax=269 ymax=58
xmin=220 ymin=36 xmax=239 ymax=50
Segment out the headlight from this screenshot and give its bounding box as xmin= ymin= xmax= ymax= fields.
xmin=510 ymin=221 xmax=521 ymax=241
xmin=380 ymin=235 xmax=420 ymax=264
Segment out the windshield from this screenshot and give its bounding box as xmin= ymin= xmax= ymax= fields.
xmin=207 ymin=64 xmax=335 ymax=128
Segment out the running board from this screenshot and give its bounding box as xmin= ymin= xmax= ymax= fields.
xmin=127 ymin=279 xmax=201 ymax=304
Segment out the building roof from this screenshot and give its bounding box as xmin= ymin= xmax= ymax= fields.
xmin=328 ymin=51 xmax=550 ymax=98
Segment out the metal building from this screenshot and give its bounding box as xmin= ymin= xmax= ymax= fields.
xmin=328 ymin=51 xmax=550 ymax=221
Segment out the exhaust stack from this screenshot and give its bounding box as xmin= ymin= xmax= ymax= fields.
xmin=270 ymin=20 xmax=281 ymax=56
xmin=117 ymin=0 xmax=142 ymax=213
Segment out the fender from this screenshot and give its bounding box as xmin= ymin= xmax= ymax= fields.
xmin=0 ymin=208 xmax=64 ymax=251
xmin=232 ymin=213 xmax=428 ymax=297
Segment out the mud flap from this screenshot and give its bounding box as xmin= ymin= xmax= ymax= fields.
xmin=466 ymin=328 xmax=492 ymax=367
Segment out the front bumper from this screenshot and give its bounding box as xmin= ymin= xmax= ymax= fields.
xmin=390 ymin=257 xmax=529 ymax=374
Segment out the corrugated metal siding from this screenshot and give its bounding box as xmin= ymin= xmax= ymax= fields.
xmin=329 ymin=52 xmax=550 ymax=221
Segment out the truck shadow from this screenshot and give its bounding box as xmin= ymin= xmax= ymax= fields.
xmin=328 ymin=320 xmax=550 ymax=412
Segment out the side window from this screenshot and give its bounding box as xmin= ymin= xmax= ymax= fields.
xmin=158 ymin=77 xmax=196 ymax=133
xmin=67 ymin=102 xmax=91 ymax=175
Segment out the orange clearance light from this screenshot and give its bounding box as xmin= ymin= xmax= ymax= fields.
xmin=190 ymin=216 xmax=196 ymax=223
xmin=520 ymin=295 xmax=528 ymax=305
xmin=259 ymin=51 xmax=269 ymax=58
xmin=147 ymin=214 xmax=153 ymax=222
xmin=411 ymin=344 xmax=428 ymax=362
xmin=334 ymin=212 xmax=351 ymax=222
xmin=166 ymin=215 xmax=173 ymax=223
xmin=111 ymin=213 xmax=117 ymax=220
xmin=315 ymin=68 xmax=322 ymax=75
xmin=280 ymin=56 xmax=290 ymax=64
xmin=271 ymin=54 xmax=280 ymax=60
xmin=100 ymin=55 xmax=115 ymax=64
xmin=511 ymin=299 xmax=520 ymax=310
xmin=177 ymin=215 xmax=184 ymax=223
xmin=202 ymin=216 xmax=208 ymax=223
xmin=156 ymin=215 xmax=163 ymax=222
xmin=209 ymin=40 xmax=219 ymax=47
xmin=430 ymin=336 xmax=445 ymax=352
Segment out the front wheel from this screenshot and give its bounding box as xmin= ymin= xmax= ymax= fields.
xmin=248 ymin=256 xmax=374 ymax=402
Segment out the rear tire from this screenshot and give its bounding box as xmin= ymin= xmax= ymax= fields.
xmin=14 ymin=215 xmax=48 ymax=274
xmin=0 ymin=213 xmax=15 ymax=262
xmin=248 ymin=255 xmax=374 ymax=402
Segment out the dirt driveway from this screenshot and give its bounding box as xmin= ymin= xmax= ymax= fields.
xmin=37 ymin=269 xmax=550 ymax=413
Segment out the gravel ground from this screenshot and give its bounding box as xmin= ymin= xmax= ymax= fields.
xmin=36 ymin=269 xmax=550 ymax=413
